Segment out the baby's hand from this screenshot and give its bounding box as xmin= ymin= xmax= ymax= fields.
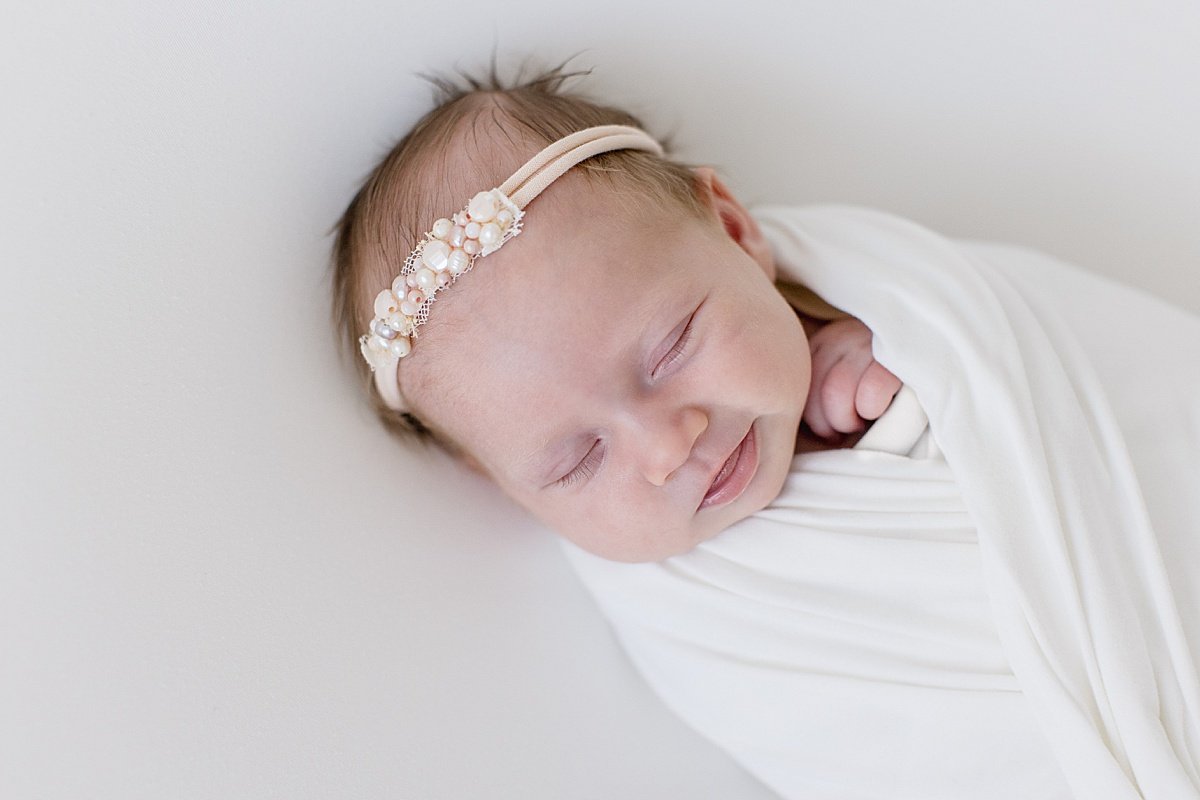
xmin=803 ymin=317 xmax=902 ymax=441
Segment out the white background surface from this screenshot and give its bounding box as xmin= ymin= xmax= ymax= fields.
xmin=3 ymin=2 xmax=1197 ymax=798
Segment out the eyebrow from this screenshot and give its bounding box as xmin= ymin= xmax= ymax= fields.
xmin=521 ymin=300 xmax=697 ymax=488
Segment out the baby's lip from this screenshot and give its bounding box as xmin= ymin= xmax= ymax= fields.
xmin=697 ymin=422 xmax=758 ymax=511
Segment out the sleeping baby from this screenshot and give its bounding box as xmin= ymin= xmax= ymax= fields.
xmin=330 ymin=62 xmax=1200 ymax=799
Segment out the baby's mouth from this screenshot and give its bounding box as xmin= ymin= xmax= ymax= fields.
xmin=699 ymin=423 xmax=758 ymax=511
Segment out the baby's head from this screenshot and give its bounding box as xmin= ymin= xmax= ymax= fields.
xmin=331 ymin=63 xmax=812 ymax=562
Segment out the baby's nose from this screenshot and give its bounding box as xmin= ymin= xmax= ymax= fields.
xmin=637 ymin=406 xmax=709 ymax=487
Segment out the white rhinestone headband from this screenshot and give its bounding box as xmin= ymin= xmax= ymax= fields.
xmin=360 ymin=124 xmax=665 ymax=412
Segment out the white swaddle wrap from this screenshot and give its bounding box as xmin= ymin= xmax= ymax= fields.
xmin=561 ymin=205 xmax=1200 ymax=799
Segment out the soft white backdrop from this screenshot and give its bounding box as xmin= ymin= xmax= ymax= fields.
xmin=3 ymin=2 xmax=1197 ymax=798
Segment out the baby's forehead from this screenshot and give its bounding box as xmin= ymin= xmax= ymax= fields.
xmin=399 ymin=191 xmax=714 ymax=432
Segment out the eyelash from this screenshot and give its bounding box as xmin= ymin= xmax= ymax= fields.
xmin=652 ymin=314 xmax=696 ymax=379
xmin=554 ymin=312 xmax=698 ymax=488
xmin=555 ymin=440 xmax=603 ymax=488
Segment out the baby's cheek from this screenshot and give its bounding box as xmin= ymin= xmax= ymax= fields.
xmin=555 ymin=498 xmax=667 ymax=563
xmin=535 ymin=489 xmax=615 ymax=542
xmin=728 ymin=314 xmax=810 ymax=406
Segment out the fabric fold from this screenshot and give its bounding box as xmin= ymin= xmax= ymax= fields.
xmin=562 ymin=204 xmax=1200 ymax=799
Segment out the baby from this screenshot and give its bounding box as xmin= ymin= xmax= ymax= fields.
xmin=330 ymin=63 xmax=902 ymax=563
xmin=331 ymin=62 xmax=1200 ymax=799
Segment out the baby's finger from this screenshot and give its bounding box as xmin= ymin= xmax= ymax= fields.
xmin=820 ymin=352 xmax=872 ymax=434
xmin=803 ymin=369 xmax=834 ymax=439
xmin=855 ymin=361 xmax=902 ymax=420
xmin=803 ymin=340 xmax=841 ymax=439
xmin=804 ymin=359 xmax=853 ymax=440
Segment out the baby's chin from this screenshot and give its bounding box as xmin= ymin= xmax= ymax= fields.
xmin=666 ymin=416 xmax=796 ymax=552
xmin=671 ymin=452 xmax=794 ymax=559
xmin=710 ymin=460 xmax=790 ymax=535
xmin=557 ymin=515 xmax=721 ymax=564
xmin=554 ymin=488 xmax=780 ymax=563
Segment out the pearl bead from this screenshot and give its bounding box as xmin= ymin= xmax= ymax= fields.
xmin=388 ymin=336 xmax=412 ymax=358
xmin=367 ymin=334 xmax=388 ymax=353
xmin=464 ymin=221 xmax=481 ymax=239
xmin=496 ymin=209 xmax=513 ymax=227
xmin=391 ymin=275 xmax=408 ymax=296
xmin=446 ymin=248 xmax=470 ymax=275
xmin=462 ymin=239 xmax=481 ymax=256
xmin=436 ymin=271 xmax=451 ymax=287
xmin=399 ymin=300 xmax=418 ymax=316
xmin=431 ymin=218 xmax=453 ymax=240
xmin=468 ymin=191 xmax=499 ymax=222
xmin=421 ymin=240 xmax=450 ymax=271
xmin=406 ymin=274 xmax=418 ymax=288
xmin=406 ymin=289 xmax=424 ymax=305
xmin=374 ymin=290 xmax=398 ymax=319
xmin=453 ymin=211 xmax=468 ymax=227
xmin=386 ymin=311 xmax=410 ymax=333
xmin=373 ymin=320 xmax=397 ymax=340
xmin=449 ymin=225 xmax=466 ymax=248
xmin=478 ymin=222 xmax=502 ymax=248
xmin=414 ymin=268 xmax=437 ymax=290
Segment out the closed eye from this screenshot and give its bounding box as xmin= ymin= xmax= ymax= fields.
xmin=652 ymin=312 xmax=696 ymax=379
xmin=554 ymin=440 xmax=603 ymax=488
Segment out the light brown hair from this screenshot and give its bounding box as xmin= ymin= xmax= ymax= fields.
xmin=329 ymin=58 xmax=714 ymax=459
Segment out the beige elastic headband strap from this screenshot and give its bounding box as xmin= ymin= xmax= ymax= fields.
xmin=499 ymin=124 xmax=665 ymax=209
xmin=373 ymin=124 xmax=664 ymax=413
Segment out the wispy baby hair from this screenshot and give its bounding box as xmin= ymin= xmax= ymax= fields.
xmin=329 ymin=56 xmax=710 ymax=459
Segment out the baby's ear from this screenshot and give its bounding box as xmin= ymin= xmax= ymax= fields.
xmin=692 ymin=167 xmax=777 ymax=281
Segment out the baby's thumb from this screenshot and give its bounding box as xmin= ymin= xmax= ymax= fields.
xmin=856 ymin=361 xmax=902 ymax=420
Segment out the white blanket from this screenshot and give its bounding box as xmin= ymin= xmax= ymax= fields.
xmin=562 ymin=205 xmax=1200 ymax=799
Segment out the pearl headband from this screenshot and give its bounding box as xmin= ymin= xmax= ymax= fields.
xmin=359 ymin=124 xmax=665 ymax=412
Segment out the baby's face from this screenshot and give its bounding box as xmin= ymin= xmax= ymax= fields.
xmin=400 ymin=170 xmax=811 ymax=562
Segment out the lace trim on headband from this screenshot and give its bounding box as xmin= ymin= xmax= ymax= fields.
xmin=359 ymin=189 xmax=523 ymax=372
